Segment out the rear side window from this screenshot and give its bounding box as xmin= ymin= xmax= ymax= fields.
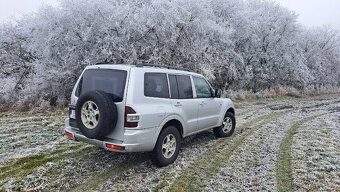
xmin=169 ymin=75 xmax=193 ymax=99
xmin=76 ymin=69 xmax=127 ymax=102
xmin=144 ymin=73 xmax=169 ymax=98
xmin=169 ymin=75 xmax=179 ymax=99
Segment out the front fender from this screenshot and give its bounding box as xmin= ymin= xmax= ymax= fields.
xmin=217 ymin=98 xmax=235 ymax=126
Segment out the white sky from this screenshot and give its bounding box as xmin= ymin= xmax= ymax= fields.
xmin=0 ymin=0 xmax=60 ymax=24
xmin=0 ymin=0 xmax=339 ymax=30
xmin=273 ymin=0 xmax=340 ymax=30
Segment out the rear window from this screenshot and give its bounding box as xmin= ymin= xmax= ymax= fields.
xmin=76 ymin=69 xmax=127 ymax=102
xmin=144 ymin=73 xmax=169 ymax=98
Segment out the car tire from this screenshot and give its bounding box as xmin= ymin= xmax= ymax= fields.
xmin=75 ymin=90 xmax=117 ymax=140
xmin=213 ymin=112 xmax=236 ymax=138
xmin=151 ymin=126 xmax=181 ymax=167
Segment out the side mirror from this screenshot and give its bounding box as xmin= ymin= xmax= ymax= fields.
xmin=214 ymin=89 xmax=222 ymax=98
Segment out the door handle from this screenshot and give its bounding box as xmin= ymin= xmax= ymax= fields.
xmin=200 ymin=101 xmax=206 ymax=106
xmin=174 ymin=102 xmax=182 ymax=107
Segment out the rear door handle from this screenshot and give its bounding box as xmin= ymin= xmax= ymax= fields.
xmin=174 ymin=102 xmax=182 ymax=107
xmin=200 ymin=101 xmax=206 ymax=106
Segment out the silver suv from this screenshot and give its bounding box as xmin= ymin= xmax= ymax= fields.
xmin=65 ymin=64 xmax=236 ymax=166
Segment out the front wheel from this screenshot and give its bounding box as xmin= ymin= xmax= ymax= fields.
xmin=213 ymin=112 xmax=236 ymax=138
xmin=151 ymin=126 xmax=181 ymax=167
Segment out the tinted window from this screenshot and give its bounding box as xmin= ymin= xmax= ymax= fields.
xmin=169 ymin=75 xmax=179 ymax=99
xmin=144 ymin=73 xmax=169 ymax=98
xmin=176 ymin=75 xmax=193 ymax=99
xmin=193 ymin=76 xmax=212 ymax=98
xmin=76 ymin=69 xmax=127 ymax=102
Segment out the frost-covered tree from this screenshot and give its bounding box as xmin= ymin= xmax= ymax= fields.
xmin=0 ymin=23 xmax=36 ymax=106
xmin=225 ymin=0 xmax=312 ymax=91
xmin=299 ymin=26 xmax=340 ymax=90
xmin=0 ymin=0 xmax=339 ymax=109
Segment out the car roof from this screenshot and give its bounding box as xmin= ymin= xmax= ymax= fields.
xmin=85 ymin=64 xmax=204 ymax=77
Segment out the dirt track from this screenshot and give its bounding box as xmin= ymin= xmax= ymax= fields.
xmin=0 ymin=95 xmax=339 ymax=191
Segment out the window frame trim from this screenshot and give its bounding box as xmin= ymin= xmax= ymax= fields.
xmin=167 ymin=74 xmax=177 ymax=99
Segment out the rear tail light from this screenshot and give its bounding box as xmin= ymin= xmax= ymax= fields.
xmin=65 ymin=130 xmax=74 ymax=139
xmin=124 ymin=106 xmax=139 ymax=128
xmin=105 ymin=143 xmax=125 ymax=151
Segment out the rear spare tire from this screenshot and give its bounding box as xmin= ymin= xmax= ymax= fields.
xmin=75 ymin=90 xmax=117 ymax=140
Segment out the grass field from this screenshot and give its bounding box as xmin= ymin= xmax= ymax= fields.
xmin=0 ymin=94 xmax=339 ymax=191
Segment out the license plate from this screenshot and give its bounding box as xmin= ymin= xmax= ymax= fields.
xmin=69 ymin=107 xmax=76 ymax=119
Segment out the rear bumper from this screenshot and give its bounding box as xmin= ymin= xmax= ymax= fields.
xmin=64 ymin=118 xmax=158 ymax=152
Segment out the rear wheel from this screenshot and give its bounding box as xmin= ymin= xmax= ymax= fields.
xmin=213 ymin=112 xmax=236 ymax=138
xmin=152 ymin=126 xmax=181 ymax=167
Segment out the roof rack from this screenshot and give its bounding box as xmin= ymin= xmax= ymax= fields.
xmin=95 ymin=62 xmax=111 ymax=65
xmin=94 ymin=63 xmax=191 ymax=72
xmin=135 ymin=63 xmax=190 ymax=71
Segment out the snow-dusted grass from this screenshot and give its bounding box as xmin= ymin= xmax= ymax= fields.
xmin=276 ymin=114 xmax=327 ymax=192
xmin=291 ymin=113 xmax=340 ymax=191
xmin=0 ymin=95 xmax=339 ymax=191
xmin=204 ymin=98 xmax=340 ymax=192
xmin=0 ymin=111 xmax=73 ymax=166
xmin=168 ymin=111 xmax=286 ymax=192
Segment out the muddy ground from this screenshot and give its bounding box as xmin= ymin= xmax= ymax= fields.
xmin=0 ymin=94 xmax=339 ymax=192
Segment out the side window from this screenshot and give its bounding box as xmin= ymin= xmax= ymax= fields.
xmin=144 ymin=73 xmax=169 ymax=98
xmin=169 ymin=75 xmax=179 ymax=99
xmin=193 ymin=76 xmax=212 ymax=98
xmin=176 ymin=75 xmax=193 ymax=99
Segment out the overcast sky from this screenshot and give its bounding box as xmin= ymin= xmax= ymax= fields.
xmin=0 ymin=0 xmax=59 ymax=23
xmin=274 ymin=0 xmax=340 ymax=30
xmin=0 ymin=0 xmax=339 ymax=30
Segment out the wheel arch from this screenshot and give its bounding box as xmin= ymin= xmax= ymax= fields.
xmin=151 ymin=117 xmax=184 ymax=151
xmin=218 ymin=98 xmax=236 ymax=125
xmin=227 ymin=107 xmax=235 ymax=115
xmin=162 ymin=119 xmax=183 ymax=138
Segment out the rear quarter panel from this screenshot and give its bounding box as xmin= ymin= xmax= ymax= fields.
xmin=125 ymin=68 xmax=173 ymax=130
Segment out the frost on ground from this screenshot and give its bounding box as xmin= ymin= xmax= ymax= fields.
xmin=206 ymin=112 xmax=299 ymax=191
xmin=0 ymin=111 xmax=67 ymax=165
xmin=99 ymin=104 xmax=271 ymax=191
xmin=0 ymin=95 xmax=340 ymax=191
xmin=292 ymin=112 xmax=340 ymax=191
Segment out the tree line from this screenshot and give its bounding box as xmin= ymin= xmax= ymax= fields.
xmin=0 ymin=0 xmax=339 ymax=109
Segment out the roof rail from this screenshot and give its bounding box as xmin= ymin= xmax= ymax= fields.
xmin=135 ymin=63 xmax=190 ymax=71
xmin=95 ymin=62 xmax=111 ymax=65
